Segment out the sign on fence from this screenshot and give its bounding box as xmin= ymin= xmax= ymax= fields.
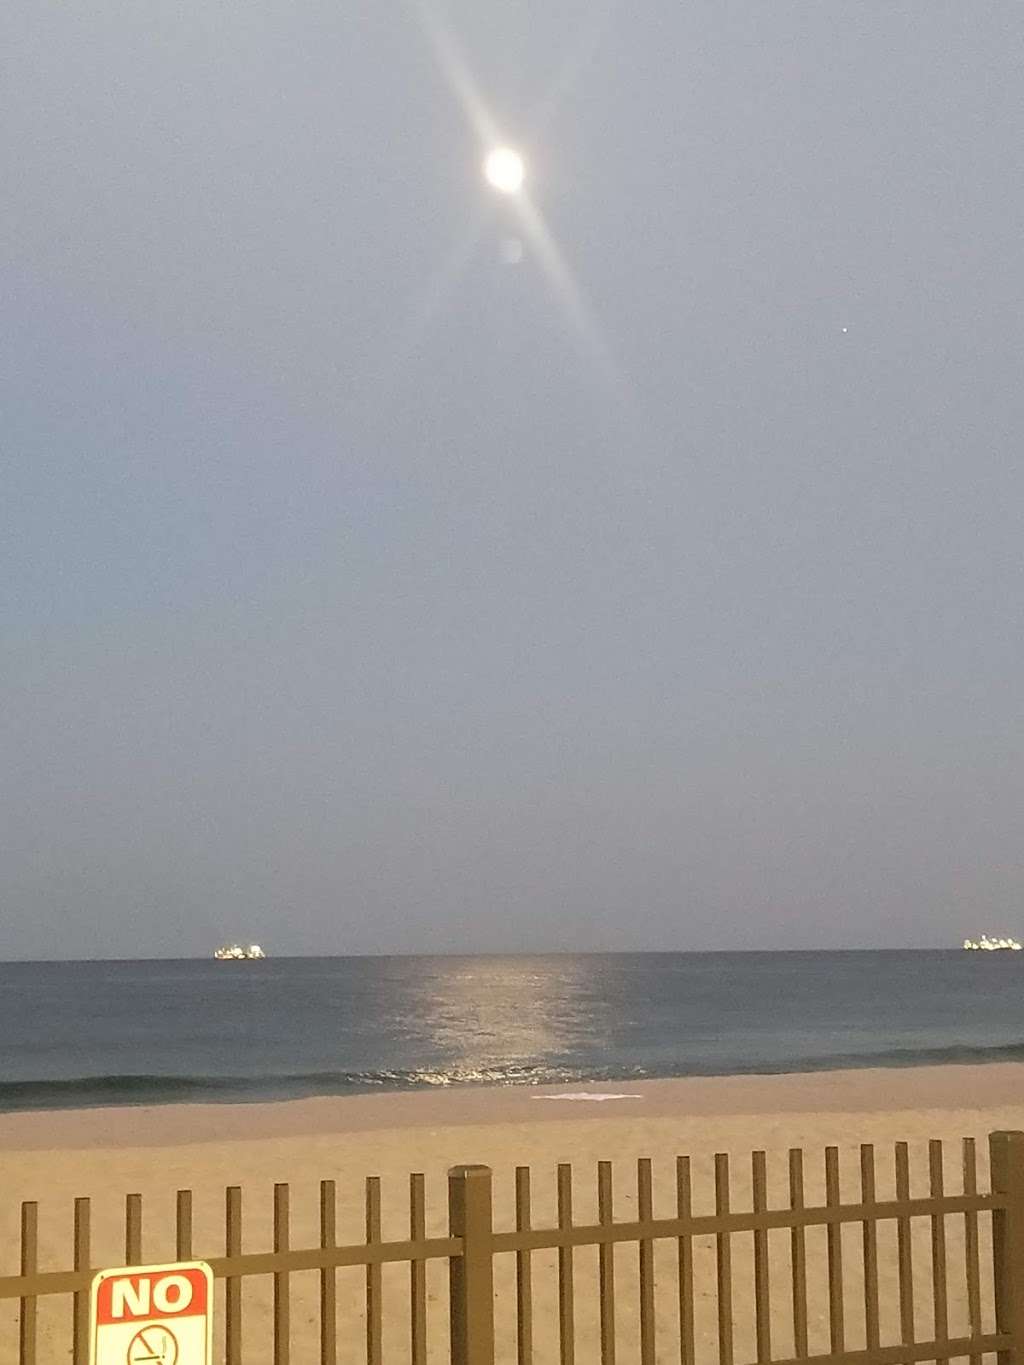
xmin=90 ymin=1262 xmax=213 ymax=1365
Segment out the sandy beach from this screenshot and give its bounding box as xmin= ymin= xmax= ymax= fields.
xmin=0 ymin=1063 xmax=1021 ymax=1363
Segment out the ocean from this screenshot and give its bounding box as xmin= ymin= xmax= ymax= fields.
xmin=0 ymin=951 xmax=1020 ymax=1112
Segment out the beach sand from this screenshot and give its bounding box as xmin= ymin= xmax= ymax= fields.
xmin=1 ymin=1063 xmax=1022 ymax=1363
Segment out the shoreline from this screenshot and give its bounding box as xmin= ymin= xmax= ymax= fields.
xmin=2 ymin=1059 xmax=1024 ymax=1150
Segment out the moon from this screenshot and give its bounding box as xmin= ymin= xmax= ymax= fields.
xmin=484 ymin=147 xmax=526 ymax=195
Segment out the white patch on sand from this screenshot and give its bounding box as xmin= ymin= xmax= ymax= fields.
xmin=532 ymin=1092 xmax=643 ymax=1102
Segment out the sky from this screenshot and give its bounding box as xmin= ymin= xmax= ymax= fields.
xmin=3 ymin=0 xmax=1023 ymax=958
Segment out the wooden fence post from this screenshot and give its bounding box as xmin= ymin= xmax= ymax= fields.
xmin=449 ymin=1165 xmax=495 ymax=1365
xmin=990 ymin=1130 xmax=1024 ymax=1365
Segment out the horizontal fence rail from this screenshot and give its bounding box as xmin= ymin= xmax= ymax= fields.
xmin=1 ymin=1130 xmax=1021 ymax=1365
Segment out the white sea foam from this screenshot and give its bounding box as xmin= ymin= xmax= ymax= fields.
xmin=532 ymin=1092 xmax=643 ymax=1102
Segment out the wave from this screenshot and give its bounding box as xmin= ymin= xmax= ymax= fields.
xmin=4 ymin=1040 xmax=1024 ymax=1112
xmin=0 ymin=1065 xmax=601 ymax=1111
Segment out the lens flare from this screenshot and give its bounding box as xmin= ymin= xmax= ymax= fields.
xmin=406 ymin=0 xmax=621 ymax=383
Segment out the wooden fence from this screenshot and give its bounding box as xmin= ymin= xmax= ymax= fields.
xmin=1 ymin=1130 xmax=1021 ymax=1365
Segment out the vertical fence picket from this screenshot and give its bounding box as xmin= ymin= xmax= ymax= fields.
xmin=410 ymin=1174 xmax=427 ymax=1365
xmin=788 ymin=1150 xmax=808 ymax=1360
xmin=962 ymin=1139 xmax=982 ymax=1365
xmin=225 ymin=1185 xmax=243 ymax=1365
xmin=320 ymin=1180 xmax=337 ymax=1365
xmin=677 ymin=1156 xmax=694 ymax=1365
xmin=19 ymin=1202 xmax=37 ymax=1365
xmin=989 ymin=1130 xmax=1024 ymax=1365
xmin=176 ymin=1190 xmax=193 ymax=1261
xmin=752 ymin=1151 xmax=771 ymax=1363
xmin=638 ymin=1159 xmax=655 ymax=1365
xmin=715 ymin=1153 xmax=733 ymax=1365
xmin=516 ymin=1167 xmax=533 ymax=1365
xmin=895 ymin=1143 xmax=915 ymax=1353
xmin=366 ymin=1177 xmax=383 ymax=1365
xmin=274 ymin=1183 xmax=291 ymax=1365
xmin=448 ymin=1165 xmax=495 ymax=1365
xmin=557 ymin=1164 xmax=575 ymax=1365
xmin=597 ymin=1162 xmax=616 ymax=1365
xmin=72 ymin=1197 xmax=90 ymax=1365
xmin=860 ymin=1145 xmax=880 ymax=1354
xmin=824 ymin=1148 xmax=844 ymax=1354
xmin=125 ymin=1194 xmax=142 ymax=1266
xmin=929 ymin=1141 xmax=948 ymax=1361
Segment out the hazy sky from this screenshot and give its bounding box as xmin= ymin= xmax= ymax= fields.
xmin=4 ymin=1 xmax=1023 ymax=958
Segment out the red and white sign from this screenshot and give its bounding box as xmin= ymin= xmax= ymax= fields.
xmin=90 ymin=1262 xmax=213 ymax=1365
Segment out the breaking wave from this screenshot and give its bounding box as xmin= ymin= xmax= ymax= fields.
xmin=3 ymin=1039 xmax=1024 ymax=1112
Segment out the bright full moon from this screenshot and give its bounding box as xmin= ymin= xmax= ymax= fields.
xmin=484 ymin=147 xmax=526 ymax=195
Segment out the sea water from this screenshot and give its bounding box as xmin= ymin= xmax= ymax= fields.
xmin=0 ymin=951 xmax=1020 ymax=1110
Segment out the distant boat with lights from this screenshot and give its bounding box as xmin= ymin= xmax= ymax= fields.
xmin=962 ymin=935 xmax=1022 ymax=951
xmin=214 ymin=943 xmax=266 ymax=960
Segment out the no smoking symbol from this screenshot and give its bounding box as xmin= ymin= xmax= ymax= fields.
xmin=126 ymin=1326 xmax=178 ymax=1365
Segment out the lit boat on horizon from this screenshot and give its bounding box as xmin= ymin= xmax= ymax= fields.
xmin=214 ymin=943 xmax=267 ymax=960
